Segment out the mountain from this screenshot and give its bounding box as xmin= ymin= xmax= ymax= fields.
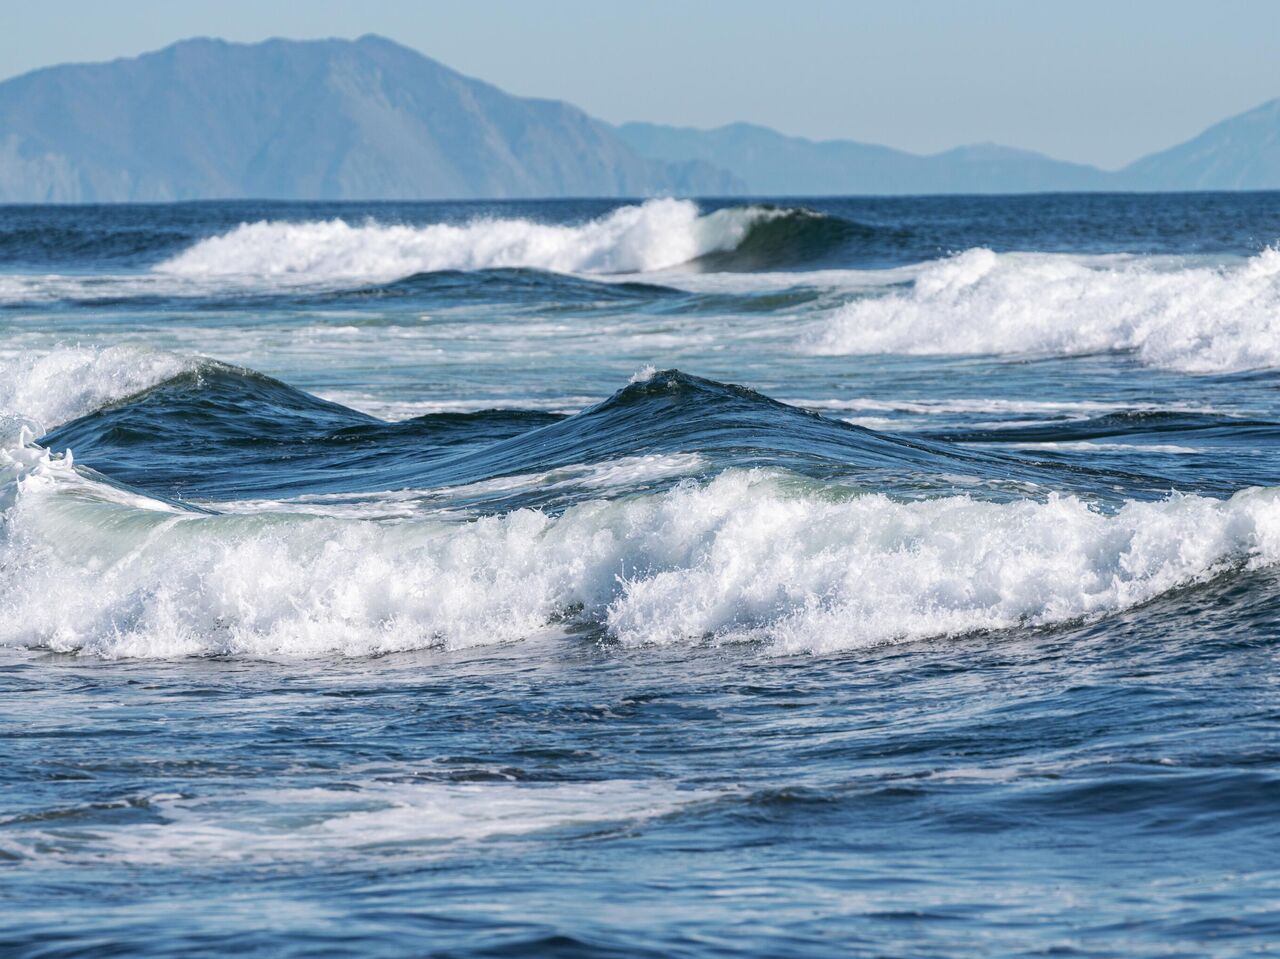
xmin=920 ymin=143 xmax=1113 ymax=193
xmin=2 ymin=35 xmax=1280 ymax=201
xmin=615 ymin=122 xmax=1112 ymax=196
xmin=1118 ymin=98 xmax=1280 ymax=191
xmin=619 ymin=101 xmax=1280 ymax=196
xmin=0 ymin=35 xmax=743 ymax=202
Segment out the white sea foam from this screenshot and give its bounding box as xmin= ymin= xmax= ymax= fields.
xmin=808 ymin=247 xmax=1280 ymax=373
xmin=0 ymin=270 xmax=325 ymax=305
xmin=1004 ymin=441 xmax=1203 ymax=455
xmin=0 ymin=433 xmax=183 ymax=514
xmin=0 ymin=345 xmax=191 ymax=433
xmin=0 ymin=778 xmax=711 ymax=866
xmin=629 ymin=364 xmax=658 ymax=384
xmin=155 ymin=200 xmax=782 ymax=280
xmin=4 ymin=448 xmax=1279 ymax=659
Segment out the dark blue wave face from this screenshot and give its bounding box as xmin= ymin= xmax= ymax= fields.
xmin=6 ymin=193 xmax=1280 ymax=959
xmin=40 ymin=365 xmax=1216 ymax=510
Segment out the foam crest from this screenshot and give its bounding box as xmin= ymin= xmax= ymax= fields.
xmin=0 ymin=346 xmax=191 ymax=433
xmin=808 ymin=247 xmax=1280 ymax=372
xmin=5 ymin=461 xmax=1280 ymax=658
xmin=156 ymin=200 xmax=780 ymax=279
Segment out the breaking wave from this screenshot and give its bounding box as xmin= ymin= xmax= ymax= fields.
xmin=808 ymin=247 xmax=1280 ymax=373
xmin=4 ymin=438 xmax=1280 ymax=658
xmin=154 ymin=200 xmax=861 ymax=279
xmin=4 ymin=361 xmax=1280 ymax=659
xmin=0 ymin=345 xmax=192 ymax=435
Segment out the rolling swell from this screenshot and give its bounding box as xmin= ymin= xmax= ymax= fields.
xmin=928 ymin=410 xmax=1280 ymax=445
xmin=38 ymin=362 xmax=561 ymax=502
xmin=0 ymin=219 xmax=197 ymax=266
xmin=921 ymin=410 xmax=1280 ymax=492
xmin=0 ymin=201 xmax=906 ymax=316
xmin=325 ymin=268 xmax=681 ymax=305
xmin=38 ymin=365 xmax=1148 ymax=506
xmin=16 ymin=363 xmax=1280 ymax=658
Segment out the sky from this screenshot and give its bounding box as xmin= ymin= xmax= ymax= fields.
xmin=3 ymin=0 xmax=1279 ymax=170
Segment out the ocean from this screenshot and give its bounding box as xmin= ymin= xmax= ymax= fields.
xmin=3 ymin=193 xmax=1280 ymax=957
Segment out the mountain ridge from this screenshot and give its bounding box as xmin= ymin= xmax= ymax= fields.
xmin=613 ymin=121 xmax=1113 ymax=195
xmin=1119 ymin=97 xmax=1280 ymax=190
xmin=0 ymin=34 xmax=743 ymax=202
xmin=1 ymin=35 xmax=1279 ymax=200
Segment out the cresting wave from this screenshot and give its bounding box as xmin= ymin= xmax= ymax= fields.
xmin=0 ymin=345 xmax=192 ymax=434
xmin=7 ymin=355 xmax=1278 ymax=659
xmin=5 ymin=406 xmax=1280 ymax=657
xmin=808 ymin=246 xmax=1280 ymax=373
xmin=156 ymin=200 xmax=757 ymax=278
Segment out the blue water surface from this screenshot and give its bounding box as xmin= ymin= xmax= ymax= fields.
xmin=3 ymin=193 xmax=1280 ymax=957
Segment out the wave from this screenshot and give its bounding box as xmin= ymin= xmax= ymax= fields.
xmin=1 ymin=777 xmax=713 ymax=867
xmin=924 ymin=410 xmax=1280 ymax=446
xmin=807 ymin=247 xmax=1280 ymax=373
xmin=38 ymin=364 xmax=1120 ymax=506
xmin=36 ymin=361 xmax=563 ymax=503
xmin=153 ymin=200 xmax=861 ymax=280
xmin=0 ymin=268 xmax=685 ymax=313
xmin=5 ymin=435 xmax=1280 ymax=658
xmin=0 ymin=222 xmax=197 ymax=266
xmin=686 ymin=208 xmax=889 ymax=272
xmin=0 ymin=346 xmax=192 ymax=435
xmin=327 ymin=267 xmax=681 ymax=304
xmin=10 ymin=360 xmax=1271 ymax=658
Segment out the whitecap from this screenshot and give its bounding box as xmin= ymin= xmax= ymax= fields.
xmin=5 ymin=455 xmax=1279 ymax=659
xmin=156 ymin=200 xmax=787 ymax=280
xmin=807 ymin=247 xmax=1280 ymax=373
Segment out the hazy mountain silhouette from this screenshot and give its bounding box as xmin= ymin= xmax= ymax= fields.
xmin=618 ymin=103 xmax=1280 ymax=196
xmin=2 ymin=35 xmax=1279 ymax=201
xmin=0 ymin=35 xmax=742 ymax=201
xmin=614 ymin=122 xmax=1111 ymax=195
xmin=1118 ymin=98 xmax=1280 ymax=191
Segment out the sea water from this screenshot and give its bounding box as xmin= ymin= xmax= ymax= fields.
xmin=3 ymin=194 xmax=1280 ymax=956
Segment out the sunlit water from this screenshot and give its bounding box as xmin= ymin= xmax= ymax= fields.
xmin=4 ymin=194 xmax=1280 ymax=957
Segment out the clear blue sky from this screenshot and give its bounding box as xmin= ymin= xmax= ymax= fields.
xmin=5 ymin=0 xmax=1279 ymax=169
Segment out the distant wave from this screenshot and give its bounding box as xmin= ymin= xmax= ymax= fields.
xmin=687 ymin=208 xmax=893 ymax=272
xmin=331 ymin=268 xmax=681 ymax=303
xmin=0 ymin=223 xmax=197 ymax=266
xmin=0 ymin=266 xmax=684 ymax=311
xmin=154 ymin=200 xmax=862 ymax=279
xmin=807 ymin=247 xmax=1280 ymax=373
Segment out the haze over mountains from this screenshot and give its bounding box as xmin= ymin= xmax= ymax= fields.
xmin=1 ymin=34 xmax=1279 ymax=202
xmin=0 ymin=35 xmax=741 ymax=202
xmin=615 ymin=123 xmax=1114 ymax=196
